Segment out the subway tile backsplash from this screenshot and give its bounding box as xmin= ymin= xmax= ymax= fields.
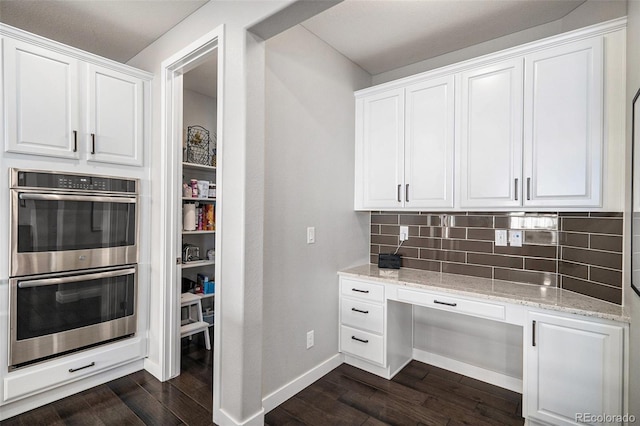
xmin=370 ymin=211 xmax=623 ymax=305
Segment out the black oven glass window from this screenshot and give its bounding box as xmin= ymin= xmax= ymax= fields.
xmin=17 ymin=199 xmax=135 ymax=252
xmin=16 ymin=273 xmax=135 ymax=340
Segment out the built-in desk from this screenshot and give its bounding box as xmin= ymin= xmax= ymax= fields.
xmin=338 ymin=265 xmax=629 ymax=426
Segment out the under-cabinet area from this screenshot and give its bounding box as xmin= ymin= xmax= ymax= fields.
xmin=338 ymin=266 xmax=628 ymax=426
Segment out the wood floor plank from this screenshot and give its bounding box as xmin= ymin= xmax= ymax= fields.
xmin=459 ymin=376 xmax=522 ymax=403
xmin=265 ymin=405 xmax=306 ymax=426
xmin=51 ymin=391 xmax=105 ymax=426
xmin=475 ymin=403 xmax=524 ymax=426
xmin=336 ymin=364 xmax=428 ymax=405
xmin=321 ymin=369 xmax=378 ymax=399
xmin=295 ymin=381 xmax=370 ymax=425
xmin=79 ymin=384 xmax=146 ymax=425
xmin=2 ymin=404 xmax=63 ymax=425
xmin=420 ymin=373 xmax=520 ymax=416
xmin=107 ymin=375 xmax=184 ymax=426
xmin=392 ymin=370 xmax=479 ymax=410
xmin=280 ymin=396 xmax=363 ymax=426
xmin=129 ymin=370 xmax=214 ymax=426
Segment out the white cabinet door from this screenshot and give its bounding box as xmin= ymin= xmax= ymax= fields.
xmin=526 ymin=311 xmax=623 ymax=426
xmin=359 ymin=88 xmax=404 ymax=209
xmin=459 ymin=59 xmax=523 ymax=208
xmin=404 ymin=76 xmax=455 ymax=209
xmin=87 ymin=64 xmax=144 ymax=166
xmin=523 ymin=38 xmax=603 ymax=207
xmin=4 ymin=38 xmax=80 ymax=158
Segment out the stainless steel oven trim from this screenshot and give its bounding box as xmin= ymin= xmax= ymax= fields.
xmin=10 ymin=168 xmax=139 ymax=194
xmin=9 ymin=265 xmax=138 ymax=367
xmin=10 ymin=189 xmax=138 ymax=277
xmin=19 ymin=193 xmax=137 ymax=203
xmin=18 ymin=267 xmax=137 ymax=288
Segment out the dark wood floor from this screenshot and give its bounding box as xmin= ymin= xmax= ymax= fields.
xmin=4 ymin=337 xmax=523 ymax=425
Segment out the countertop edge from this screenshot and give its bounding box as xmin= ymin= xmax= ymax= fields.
xmin=338 ymin=268 xmax=630 ymax=324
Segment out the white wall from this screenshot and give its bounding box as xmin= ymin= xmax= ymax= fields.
xmin=262 ymin=25 xmax=370 ymax=398
xmin=373 ymin=0 xmax=626 ymax=85
xmin=626 ymin=0 xmax=640 ymax=415
xmin=126 ymin=1 xmax=293 ymax=424
xmin=183 ymin=89 xmax=217 ymax=138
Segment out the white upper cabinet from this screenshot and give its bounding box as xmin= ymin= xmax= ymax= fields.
xmin=523 ymin=38 xmax=603 ymax=207
xmin=358 ymin=88 xmax=405 ymax=209
xmin=2 ymin=31 xmax=149 ymax=167
xmin=4 ymin=38 xmax=80 ymax=159
xmin=355 ymin=76 xmax=455 ymax=210
xmin=404 ymin=76 xmax=455 ymax=209
xmin=526 ymin=311 xmax=623 ymax=426
xmin=87 ymin=65 xmax=144 ymax=166
xmin=458 ymin=59 xmax=523 ymax=208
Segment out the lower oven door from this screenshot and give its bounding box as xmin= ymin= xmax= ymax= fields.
xmin=9 ymin=265 xmax=137 ymax=368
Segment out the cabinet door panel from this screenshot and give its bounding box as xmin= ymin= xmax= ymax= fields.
xmin=360 ymin=89 xmax=404 ymax=209
xmin=459 ymin=59 xmax=523 ymax=207
xmin=524 ymin=38 xmax=603 ymax=207
xmin=4 ymin=39 xmax=79 ymax=158
xmin=87 ymin=64 xmax=144 ymax=166
xmin=405 ymin=76 xmax=454 ymax=208
xmin=526 ymin=312 xmax=623 ymax=426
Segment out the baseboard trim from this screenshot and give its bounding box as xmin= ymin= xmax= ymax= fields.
xmin=215 ymin=407 xmax=265 ymax=426
xmin=412 ymin=348 xmax=523 ymax=393
xmin=262 ymin=353 xmax=343 ymax=413
xmin=143 ymin=358 xmax=164 ymax=381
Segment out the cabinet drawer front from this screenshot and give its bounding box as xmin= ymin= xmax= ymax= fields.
xmin=340 ymin=278 xmax=384 ymax=303
xmin=397 ymin=288 xmax=505 ymax=320
xmin=341 ymin=298 xmax=384 ymax=333
xmin=3 ymin=338 xmax=143 ymax=402
xmin=340 ymin=325 xmax=384 ymax=365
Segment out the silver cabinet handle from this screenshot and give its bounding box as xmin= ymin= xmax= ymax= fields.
xmin=527 ymin=177 xmax=531 ymax=201
xmin=514 ymin=178 xmax=518 ymax=201
xmin=397 ymin=184 xmax=401 ymax=202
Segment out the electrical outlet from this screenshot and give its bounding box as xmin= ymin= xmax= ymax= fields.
xmin=495 ymin=230 xmax=507 ymax=247
xmin=306 ymin=227 xmax=315 ymax=244
xmin=399 ymin=225 xmax=409 ymax=242
xmin=509 ymin=230 xmax=523 ymax=247
xmin=306 ymin=330 xmax=314 ymax=349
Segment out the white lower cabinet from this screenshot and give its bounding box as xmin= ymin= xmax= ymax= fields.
xmin=525 ymin=311 xmax=624 ymax=426
xmin=338 ymin=275 xmax=627 ymax=425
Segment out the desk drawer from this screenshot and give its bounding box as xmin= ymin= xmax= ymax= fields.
xmin=397 ymin=288 xmax=505 ymax=320
xmin=341 ymin=298 xmax=384 ymax=334
xmin=340 ymin=325 xmax=384 ymax=364
xmin=340 ymin=278 xmax=384 ymax=303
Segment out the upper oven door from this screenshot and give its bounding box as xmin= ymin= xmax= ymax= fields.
xmin=10 ymin=190 xmax=138 ymax=276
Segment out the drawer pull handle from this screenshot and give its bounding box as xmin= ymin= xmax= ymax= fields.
xmin=352 ymin=288 xmax=369 ymax=294
xmin=69 ymin=362 xmax=95 ymax=373
xmin=434 ymin=300 xmax=457 ymax=307
xmin=351 ymin=308 xmax=369 ymax=314
xmin=351 ymin=336 xmax=369 ymax=344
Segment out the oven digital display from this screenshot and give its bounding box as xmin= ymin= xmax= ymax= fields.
xmin=17 ymin=171 xmax=136 ymax=193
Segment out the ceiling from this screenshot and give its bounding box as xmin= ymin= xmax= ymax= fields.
xmin=301 ymin=0 xmax=586 ymax=75
xmin=0 ymin=0 xmax=209 ymax=63
xmin=0 ymin=0 xmax=610 ymax=92
xmin=184 ymin=54 xmax=218 ymax=99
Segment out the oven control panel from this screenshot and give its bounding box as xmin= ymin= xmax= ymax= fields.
xmin=12 ymin=170 xmax=137 ymax=193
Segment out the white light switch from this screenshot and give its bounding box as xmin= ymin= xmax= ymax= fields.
xmin=495 ymin=230 xmax=507 ymax=247
xmin=307 ymin=227 xmax=315 ymax=244
xmin=399 ymin=225 xmax=409 ymax=242
xmin=509 ymin=230 xmax=522 ymax=247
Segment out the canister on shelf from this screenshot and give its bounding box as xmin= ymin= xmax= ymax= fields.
xmin=209 ymin=183 xmax=216 ymax=198
xmin=190 ymin=179 xmax=198 ymax=197
xmin=183 ymin=203 xmax=196 ymax=231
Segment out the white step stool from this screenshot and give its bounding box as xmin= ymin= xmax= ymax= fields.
xmin=180 ymin=292 xmax=211 ymax=350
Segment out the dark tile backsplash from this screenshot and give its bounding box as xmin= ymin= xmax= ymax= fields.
xmin=370 ymin=211 xmax=623 ymax=305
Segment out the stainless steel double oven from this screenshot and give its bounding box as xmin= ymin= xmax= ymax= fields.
xmin=8 ymin=169 xmax=139 ymax=368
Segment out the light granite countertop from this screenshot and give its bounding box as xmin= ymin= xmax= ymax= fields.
xmin=339 ymin=264 xmax=630 ymax=323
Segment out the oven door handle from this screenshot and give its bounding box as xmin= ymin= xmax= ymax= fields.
xmin=18 ymin=268 xmax=136 ymax=288
xmin=18 ymin=193 xmax=136 ymax=204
